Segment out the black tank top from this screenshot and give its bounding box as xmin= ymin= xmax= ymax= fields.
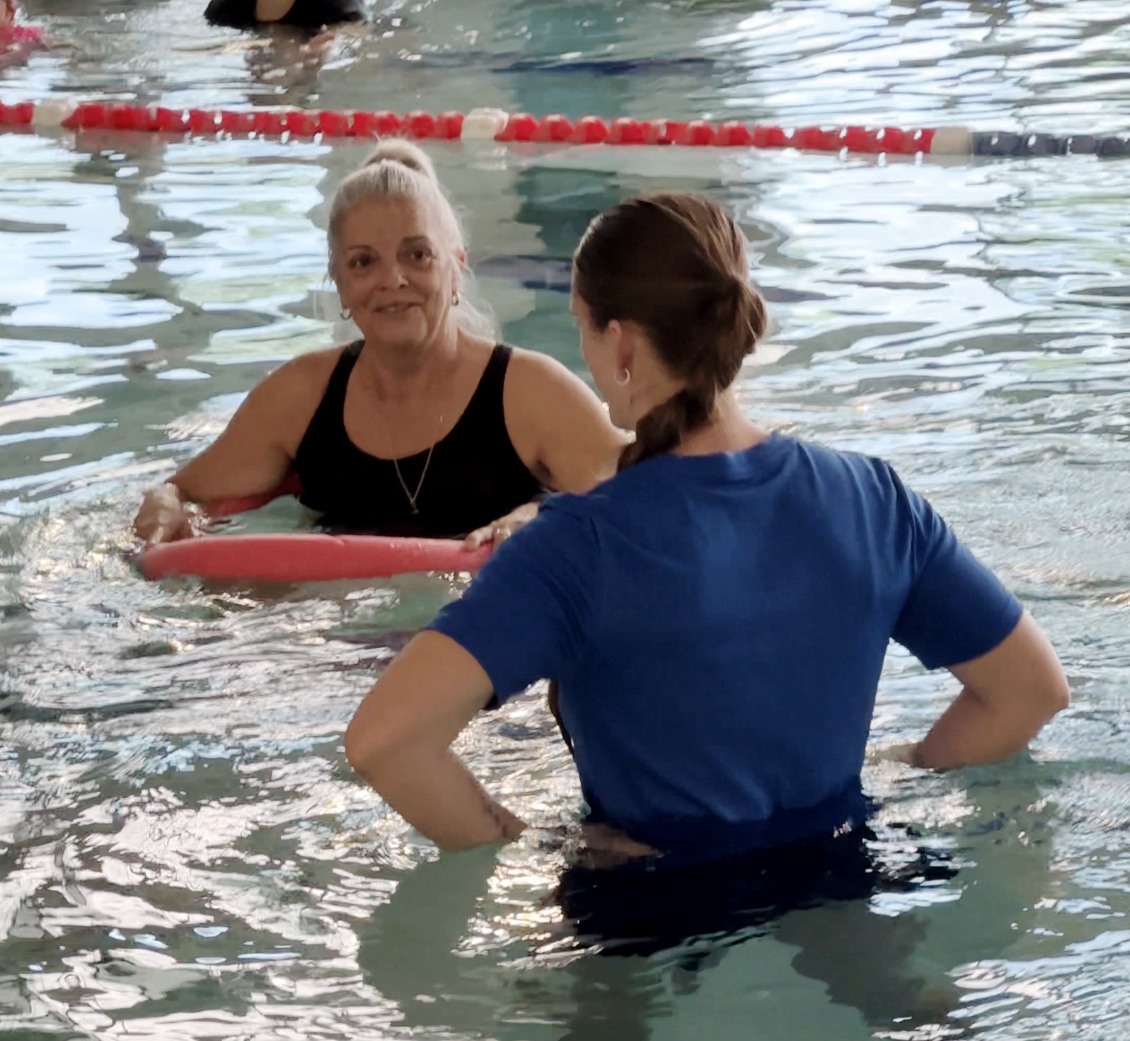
xmin=204 ymin=0 xmax=366 ymax=29
xmin=293 ymin=342 xmax=545 ymax=537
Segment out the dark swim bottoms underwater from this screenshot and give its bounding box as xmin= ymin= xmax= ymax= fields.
xmin=204 ymin=0 xmax=366 ymax=30
xmin=555 ymin=823 xmax=959 ymax=958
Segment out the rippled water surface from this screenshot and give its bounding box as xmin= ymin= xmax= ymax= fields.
xmin=1 ymin=1 xmax=1130 ymax=1038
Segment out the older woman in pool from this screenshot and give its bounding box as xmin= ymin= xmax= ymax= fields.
xmin=133 ymin=141 xmax=623 ymax=545
xmin=0 ymin=1 xmax=47 ymax=65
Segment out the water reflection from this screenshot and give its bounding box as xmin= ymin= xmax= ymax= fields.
xmin=2 ymin=0 xmax=1130 ymax=1038
xmin=336 ymin=750 xmax=1064 ymax=1040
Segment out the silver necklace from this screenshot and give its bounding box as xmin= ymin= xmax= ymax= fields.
xmin=387 ymin=411 xmax=444 ymax=516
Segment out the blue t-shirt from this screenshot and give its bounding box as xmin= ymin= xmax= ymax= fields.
xmin=429 ymin=435 xmax=1021 ymax=858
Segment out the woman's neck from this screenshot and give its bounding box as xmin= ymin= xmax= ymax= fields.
xmin=353 ymin=324 xmax=463 ymax=406
xmin=675 ymin=390 xmax=766 ymax=457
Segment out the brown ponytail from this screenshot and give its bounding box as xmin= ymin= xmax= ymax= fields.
xmin=618 ymin=379 xmax=715 ymax=470
xmin=572 ymin=194 xmax=768 ymax=471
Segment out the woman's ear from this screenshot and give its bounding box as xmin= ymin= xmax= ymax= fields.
xmin=611 ymin=321 xmax=636 ymax=375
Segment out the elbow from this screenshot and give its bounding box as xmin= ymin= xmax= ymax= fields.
xmin=1032 ymin=620 xmax=1071 ymax=721
xmin=1045 ymin=674 xmax=1071 ymax=719
xmin=1036 ymin=648 xmax=1072 ymax=722
xmin=343 ymin=715 xmax=424 ymax=793
xmin=1024 ymin=672 xmax=1070 ymax=744
xmin=344 ymin=718 xmax=391 ymax=783
xmin=343 ymin=724 xmax=369 ymax=778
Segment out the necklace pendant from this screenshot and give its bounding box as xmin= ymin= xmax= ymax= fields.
xmin=409 ymin=502 xmax=419 ymax=515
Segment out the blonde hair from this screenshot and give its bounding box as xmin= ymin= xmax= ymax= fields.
xmin=328 ymin=140 xmax=495 ymax=338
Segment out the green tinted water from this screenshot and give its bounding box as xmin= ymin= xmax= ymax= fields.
xmin=2 ymin=1 xmax=1130 ymax=1037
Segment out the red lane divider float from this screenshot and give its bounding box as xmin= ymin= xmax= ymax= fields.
xmin=4 ymin=101 xmax=1126 ymax=158
xmin=0 ymin=99 xmax=966 ymax=155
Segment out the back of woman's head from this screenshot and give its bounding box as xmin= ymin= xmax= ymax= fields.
xmin=573 ymin=193 xmax=767 ymax=470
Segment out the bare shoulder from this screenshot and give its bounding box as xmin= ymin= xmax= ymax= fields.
xmin=244 ymin=344 xmax=346 ymax=408
xmin=505 ymin=345 xmax=593 ymax=397
xmin=500 ymin=346 xmax=623 ymax=489
xmin=270 ymin=344 xmax=346 ymax=386
xmin=224 ymin=345 xmax=350 ymax=452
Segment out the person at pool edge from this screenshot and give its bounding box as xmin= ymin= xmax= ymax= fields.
xmin=343 ymin=192 xmax=1069 ymax=865
xmin=204 ymin=0 xmax=365 ymax=30
xmin=133 ymin=141 xmax=623 ymax=546
xmin=0 ymin=0 xmax=47 ymax=65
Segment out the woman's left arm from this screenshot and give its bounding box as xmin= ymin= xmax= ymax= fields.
xmin=344 ymin=631 xmax=527 ymax=850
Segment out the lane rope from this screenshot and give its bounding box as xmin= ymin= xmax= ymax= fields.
xmin=1 ymin=100 xmax=1127 ymax=156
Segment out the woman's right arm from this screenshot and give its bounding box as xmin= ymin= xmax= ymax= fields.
xmin=133 ymin=350 xmax=336 ymax=544
xmin=911 ymin=612 xmax=1069 ymax=769
xmin=885 ymin=464 xmax=1069 ymax=770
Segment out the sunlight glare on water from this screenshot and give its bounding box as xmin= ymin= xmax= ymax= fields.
xmin=1 ymin=0 xmax=1130 ymax=1037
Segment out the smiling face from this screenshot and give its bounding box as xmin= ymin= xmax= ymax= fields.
xmin=333 ymin=196 xmax=461 ymax=353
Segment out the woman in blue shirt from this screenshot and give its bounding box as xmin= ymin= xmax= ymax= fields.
xmin=344 ymin=193 xmax=1068 ymax=870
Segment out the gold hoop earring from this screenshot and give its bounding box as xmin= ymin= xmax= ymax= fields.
xmin=452 ymin=291 xmax=460 ymax=306
xmin=340 ymin=306 xmax=351 ymax=320
xmin=614 ymin=367 xmax=631 ymax=386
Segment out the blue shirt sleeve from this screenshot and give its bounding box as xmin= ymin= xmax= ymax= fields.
xmin=426 ymin=499 xmax=598 ymax=704
xmin=890 ymin=471 xmax=1023 ymax=670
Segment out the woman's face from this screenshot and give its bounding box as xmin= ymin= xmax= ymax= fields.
xmin=334 ymin=197 xmax=459 ymax=353
xmin=572 ymin=289 xmax=632 ymax=429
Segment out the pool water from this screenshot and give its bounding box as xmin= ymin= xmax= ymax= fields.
xmin=2 ymin=1 xmax=1130 ymax=1038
